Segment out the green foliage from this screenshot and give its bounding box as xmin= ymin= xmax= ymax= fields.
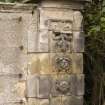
xmin=83 ymin=0 xmax=105 ymax=105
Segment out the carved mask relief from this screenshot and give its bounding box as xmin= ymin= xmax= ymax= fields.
xmin=53 ymin=55 xmax=72 ymax=73
xmin=55 ymin=80 xmax=70 ymax=94
xmin=49 ymin=20 xmax=73 ymax=52
xmin=51 ymin=75 xmax=72 ymax=96
xmin=53 ymin=32 xmax=73 ymax=52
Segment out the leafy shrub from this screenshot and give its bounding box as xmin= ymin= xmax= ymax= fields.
xmin=83 ymin=0 xmax=105 ymax=105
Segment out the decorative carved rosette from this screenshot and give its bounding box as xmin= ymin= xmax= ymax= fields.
xmin=53 ymin=54 xmax=72 ymax=73
xmin=55 ymin=80 xmax=70 ymax=94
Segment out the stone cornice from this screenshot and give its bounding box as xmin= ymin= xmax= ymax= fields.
xmin=22 ymin=0 xmax=91 ymax=3
xmin=0 ymin=3 xmax=37 ymax=13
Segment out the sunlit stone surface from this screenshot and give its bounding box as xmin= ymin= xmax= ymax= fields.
xmin=0 ymin=0 xmax=90 ymax=104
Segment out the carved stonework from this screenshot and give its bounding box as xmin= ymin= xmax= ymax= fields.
xmin=49 ymin=19 xmax=73 ymax=52
xmin=51 ymin=75 xmax=72 ymax=96
xmin=55 ymin=80 xmax=70 ymax=94
xmin=52 ymin=32 xmax=73 ymax=52
xmin=49 ymin=20 xmax=73 ymax=32
xmin=53 ymin=55 xmax=72 ymax=73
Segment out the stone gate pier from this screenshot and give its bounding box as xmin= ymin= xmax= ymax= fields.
xmin=0 ymin=0 xmax=90 ymax=105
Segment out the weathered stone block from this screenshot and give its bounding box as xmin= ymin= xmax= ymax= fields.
xmin=50 ymin=97 xmax=62 ymax=105
xmin=0 ymin=76 xmax=25 ymax=103
xmin=76 ymin=74 xmax=84 ymax=95
xmin=39 ymin=8 xmax=74 ymax=30
xmin=73 ymin=31 xmax=84 ymax=52
xmin=72 ymin=53 xmax=83 ymax=74
xmin=70 ymin=74 xmax=84 ymax=95
xmin=0 ymin=13 xmax=27 ymax=48
xmin=28 ymin=98 xmax=49 ymax=105
xmin=38 ymin=30 xmax=49 ymax=52
xmin=73 ymin=11 xmax=83 ymax=31
xmin=38 ymin=75 xmax=52 ymax=98
xmin=0 ymin=3 xmax=38 ymax=53
xmin=51 ymin=53 xmax=83 ymax=74
xmin=27 ymin=75 xmax=51 ymax=99
xmin=50 ymin=96 xmax=83 ymax=105
xmin=61 ymin=96 xmax=83 ymax=105
xmin=0 ymin=47 xmax=27 ymax=78
xmin=36 ymin=99 xmax=50 ymax=105
xmin=51 ymin=74 xmax=84 ymax=96
xmin=26 ymin=75 xmax=39 ymax=98
xmin=51 ymin=75 xmax=71 ymax=96
xmin=28 ymin=54 xmax=51 ymax=75
xmin=27 ymin=10 xmax=39 ymax=53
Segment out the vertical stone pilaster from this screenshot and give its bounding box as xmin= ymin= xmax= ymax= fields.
xmin=27 ymin=0 xmax=89 ymax=105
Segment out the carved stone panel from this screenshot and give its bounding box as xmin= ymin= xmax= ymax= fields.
xmin=51 ymin=53 xmax=83 ymax=74
xmin=52 ymin=54 xmax=72 ymax=73
xmin=51 ymin=75 xmax=71 ymax=96
xmin=48 ymin=20 xmax=73 ymax=32
xmin=48 ymin=19 xmax=73 ymax=53
xmin=39 ymin=8 xmax=84 ymax=53
xmin=48 ymin=20 xmax=84 ymax=53
xmin=51 ymin=74 xmax=84 ymax=96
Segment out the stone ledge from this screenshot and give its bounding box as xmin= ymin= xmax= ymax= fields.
xmin=0 ymin=3 xmax=37 ymax=12
xmin=22 ymin=0 xmax=91 ymax=3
